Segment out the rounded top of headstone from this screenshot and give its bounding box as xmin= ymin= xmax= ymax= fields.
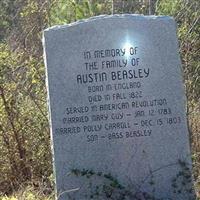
xmin=44 ymin=14 xmax=174 ymax=33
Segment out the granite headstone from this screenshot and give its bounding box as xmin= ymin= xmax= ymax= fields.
xmin=43 ymin=15 xmax=195 ymax=200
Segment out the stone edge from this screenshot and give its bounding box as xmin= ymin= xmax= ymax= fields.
xmin=43 ymin=14 xmax=174 ymax=33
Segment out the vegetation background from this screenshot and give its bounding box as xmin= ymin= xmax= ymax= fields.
xmin=0 ymin=0 xmax=199 ymax=199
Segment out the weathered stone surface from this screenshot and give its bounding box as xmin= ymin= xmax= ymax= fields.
xmin=43 ymin=15 xmax=195 ymax=200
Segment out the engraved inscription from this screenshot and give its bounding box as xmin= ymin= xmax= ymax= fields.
xmin=54 ymin=46 xmax=184 ymax=142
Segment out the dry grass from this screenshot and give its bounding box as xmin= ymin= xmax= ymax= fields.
xmin=190 ymin=104 xmax=200 ymax=198
xmin=0 ymin=186 xmax=54 ymax=200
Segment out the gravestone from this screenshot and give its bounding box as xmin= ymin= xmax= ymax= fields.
xmin=43 ymin=15 xmax=195 ymax=200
